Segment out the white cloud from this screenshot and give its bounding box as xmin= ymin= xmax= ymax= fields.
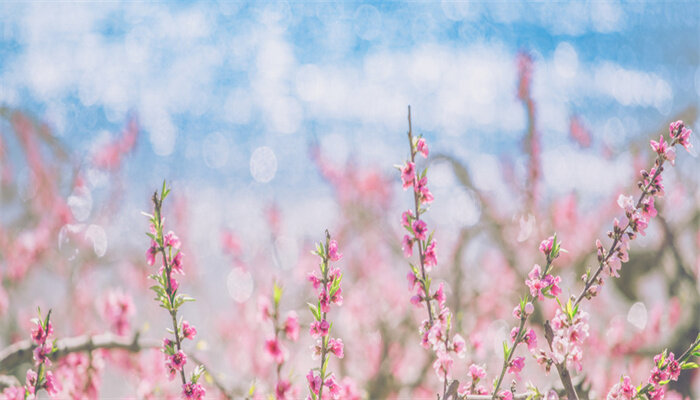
xmin=0 ymin=1 xmax=675 ymax=161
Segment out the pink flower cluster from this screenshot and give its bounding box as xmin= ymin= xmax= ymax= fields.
xmin=457 ymin=364 xmax=488 ymax=397
xmin=607 ymin=350 xmax=683 ymax=400
xmin=606 ymin=376 xmax=636 ymax=400
xmin=536 ymin=308 xmax=589 ymax=373
xmin=307 ymin=235 xmax=345 ymax=400
xmin=147 ymin=229 xmax=185 ymax=291
xmin=31 ymin=317 xmax=54 ymax=367
xmin=1 ymin=310 xmax=62 ymax=399
xmin=525 ymin=263 xmax=562 ymax=301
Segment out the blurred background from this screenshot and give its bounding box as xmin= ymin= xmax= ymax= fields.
xmin=0 ymin=1 xmax=699 ymax=398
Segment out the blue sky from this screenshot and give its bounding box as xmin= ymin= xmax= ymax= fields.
xmin=0 ymin=1 xmax=698 ymax=229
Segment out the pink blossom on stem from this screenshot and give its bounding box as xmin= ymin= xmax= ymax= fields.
xmin=414 ymin=176 xmax=434 ymax=204
xmin=307 ymin=274 xmax=322 ymax=291
xmin=507 ymin=356 xmax=525 ymax=377
xmin=324 ymin=374 xmax=341 ymax=398
xmin=416 ymin=137 xmax=429 ymax=158
xmin=617 ymin=194 xmax=635 ymax=214
xmin=524 ymin=328 xmax=537 ymax=351
xmin=164 ymin=231 xmax=181 ymax=249
xmin=310 ymin=319 xmax=330 ymax=338
xmin=146 ymin=243 xmax=157 ymax=266
xmin=423 ymin=240 xmax=437 ymax=269
xmin=44 ymin=371 xmax=60 ymax=396
xmin=401 ymin=162 xmax=416 ymax=190
xmin=182 ymin=382 xmax=205 ymax=400
xmin=30 ymin=320 xmax=52 ymax=345
xmin=406 ymin=272 xmax=418 ymax=291
xmin=452 ymin=334 xmax=466 ymax=358
xmin=468 ymin=363 xmax=486 ymax=381
xmin=171 ymin=251 xmax=184 ymax=275
xmin=181 ymin=321 xmax=197 ymax=340
xmin=433 ymin=282 xmax=446 ymax=308
xmin=401 ymin=235 xmax=413 ymax=257
xmin=539 ymin=236 xmax=554 ymax=256
xmin=328 ymin=338 xmax=344 ymax=358
xmin=33 ymin=342 xmax=53 ymax=366
xmin=412 ymin=220 xmax=427 ymax=241
xmin=306 ymin=371 xmax=322 ymax=395
xmin=328 ymin=239 xmax=342 ymax=262
xmin=25 ymin=369 xmax=37 ymax=394
xmin=401 ymin=210 xmax=414 ymax=228
xmin=275 ymin=380 xmax=293 ymax=400
xmin=283 ymin=311 xmax=299 ymax=341
xmin=167 ymin=350 xmax=187 ymax=373
xmin=432 ymin=351 xmax=453 ymax=381
xmin=499 ymin=390 xmax=514 ymax=400
xmin=265 ymin=338 xmax=286 ymax=365
xmin=525 ymin=264 xmax=546 ymax=300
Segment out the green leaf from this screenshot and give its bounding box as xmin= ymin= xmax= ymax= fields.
xmin=657 ymin=350 xmax=667 ymax=368
xmin=307 ymin=303 xmax=320 ymax=321
xmin=502 ymin=341 xmax=510 ymax=358
xmin=426 ymin=230 xmax=435 ymax=247
xmin=191 ymin=364 xmax=205 ymax=383
xmin=273 ymin=282 xmax=283 ymax=306
xmin=681 ymin=362 xmax=699 ymax=370
xmin=321 ymin=354 xmax=329 ymax=375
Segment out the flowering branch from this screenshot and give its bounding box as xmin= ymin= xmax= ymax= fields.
xmin=607 ymin=333 xmax=700 ymax=399
xmin=0 ymin=309 xmax=60 ymax=399
xmin=307 ymin=230 xmax=344 ymax=400
xmin=542 ymin=121 xmax=694 ymax=397
xmin=399 ymin=106 xmax=466 ymax=400
xmin=261 ymin=282 xmax=299 ymax=399
xmin=490 ymin=237 xmax=563 ymax=400
xmin=575 ymin=121 xmax=693 ymax=308
xmin=145 ymin=181 xmax=205 ymax=399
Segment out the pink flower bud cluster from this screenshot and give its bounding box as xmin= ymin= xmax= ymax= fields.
xmin=307 ymin=235 xmax=345 ymax=400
